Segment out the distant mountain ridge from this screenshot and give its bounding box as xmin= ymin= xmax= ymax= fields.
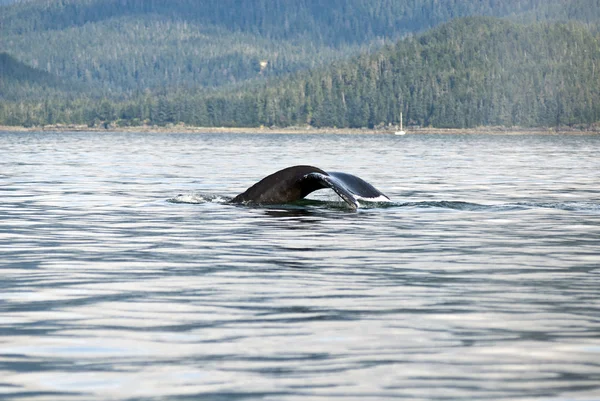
xmin=2 ymin=0 xmax=599 ymax=95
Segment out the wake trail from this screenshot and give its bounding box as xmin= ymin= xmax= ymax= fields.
xmin=168 ymin=193 xmax=600 ymax=213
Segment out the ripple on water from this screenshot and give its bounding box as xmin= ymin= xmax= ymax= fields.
xmin=1 ymin=131 xmax=599 ymax=400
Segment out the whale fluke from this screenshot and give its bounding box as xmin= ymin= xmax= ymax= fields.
xmin=230 ymin=165 xmax=389 ymax=209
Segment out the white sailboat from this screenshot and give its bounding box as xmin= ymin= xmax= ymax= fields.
xmin=394 ymin=112 xmax=406 ymax=136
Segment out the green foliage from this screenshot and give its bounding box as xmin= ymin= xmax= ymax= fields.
xmin=157 ymin=18 xmax=600 ymax=129
xmin=3 ymin=0 xmax=600 ymax=95
xmin=2 ymin=0 xmax=600 ymax=129
xmin=3 ymin=18 xmax=598 ymax=129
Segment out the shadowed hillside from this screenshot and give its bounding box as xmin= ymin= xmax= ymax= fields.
xmin=0 ymin=52 xmax=69 ymax=100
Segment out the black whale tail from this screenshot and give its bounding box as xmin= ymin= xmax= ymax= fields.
xmin=231 ymin=165 xmax=389 ymax=209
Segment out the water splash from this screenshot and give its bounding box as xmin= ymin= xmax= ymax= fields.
xmin=167 ymin=193 xmax=231 ymax=204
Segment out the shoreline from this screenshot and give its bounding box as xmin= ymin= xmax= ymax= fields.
xmin=0 ymin=124 xmax=598 ymax=135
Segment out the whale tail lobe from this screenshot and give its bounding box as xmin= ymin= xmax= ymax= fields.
xmin=231 ymin=165 xmax=389 ymax=209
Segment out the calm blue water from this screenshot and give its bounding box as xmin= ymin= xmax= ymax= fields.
xmin=1 ymin=131 xmax=599 ymax=400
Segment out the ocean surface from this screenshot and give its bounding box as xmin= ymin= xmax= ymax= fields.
xmin=1 ymin=130 xmax=599 ymax=401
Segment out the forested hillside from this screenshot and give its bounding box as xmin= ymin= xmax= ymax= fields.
xmin=3 ymin=18 xmax=598 ymax=129
xmin=2 ymin=1 xmax=600 ymax=129
xmin=2 ymin=0 xmax=599 ymax=96
xmin=209 ymin=18 xmax=600 ymax=129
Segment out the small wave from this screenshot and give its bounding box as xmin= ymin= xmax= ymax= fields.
xmin=395 ymin=201 xmax=600 ymax=213
xmin=395 ymin=201 xmax=491 ymax=211
xmin=511 ymin=201 xmax=600 ymax=212
xmin=167 ymin=193 xmax=230 ymax=204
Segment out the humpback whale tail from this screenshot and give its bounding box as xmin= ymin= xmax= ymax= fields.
xmin=230 ymin=165 xmax=389 ymax=209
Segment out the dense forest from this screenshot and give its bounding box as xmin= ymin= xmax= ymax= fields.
xmin=1 ymin=1 xmax=599 ymax=128
xmin=2 ymin=17 xmax=598 ymax=129
xmin=2 ymin=0 xmax=599 ymax=94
